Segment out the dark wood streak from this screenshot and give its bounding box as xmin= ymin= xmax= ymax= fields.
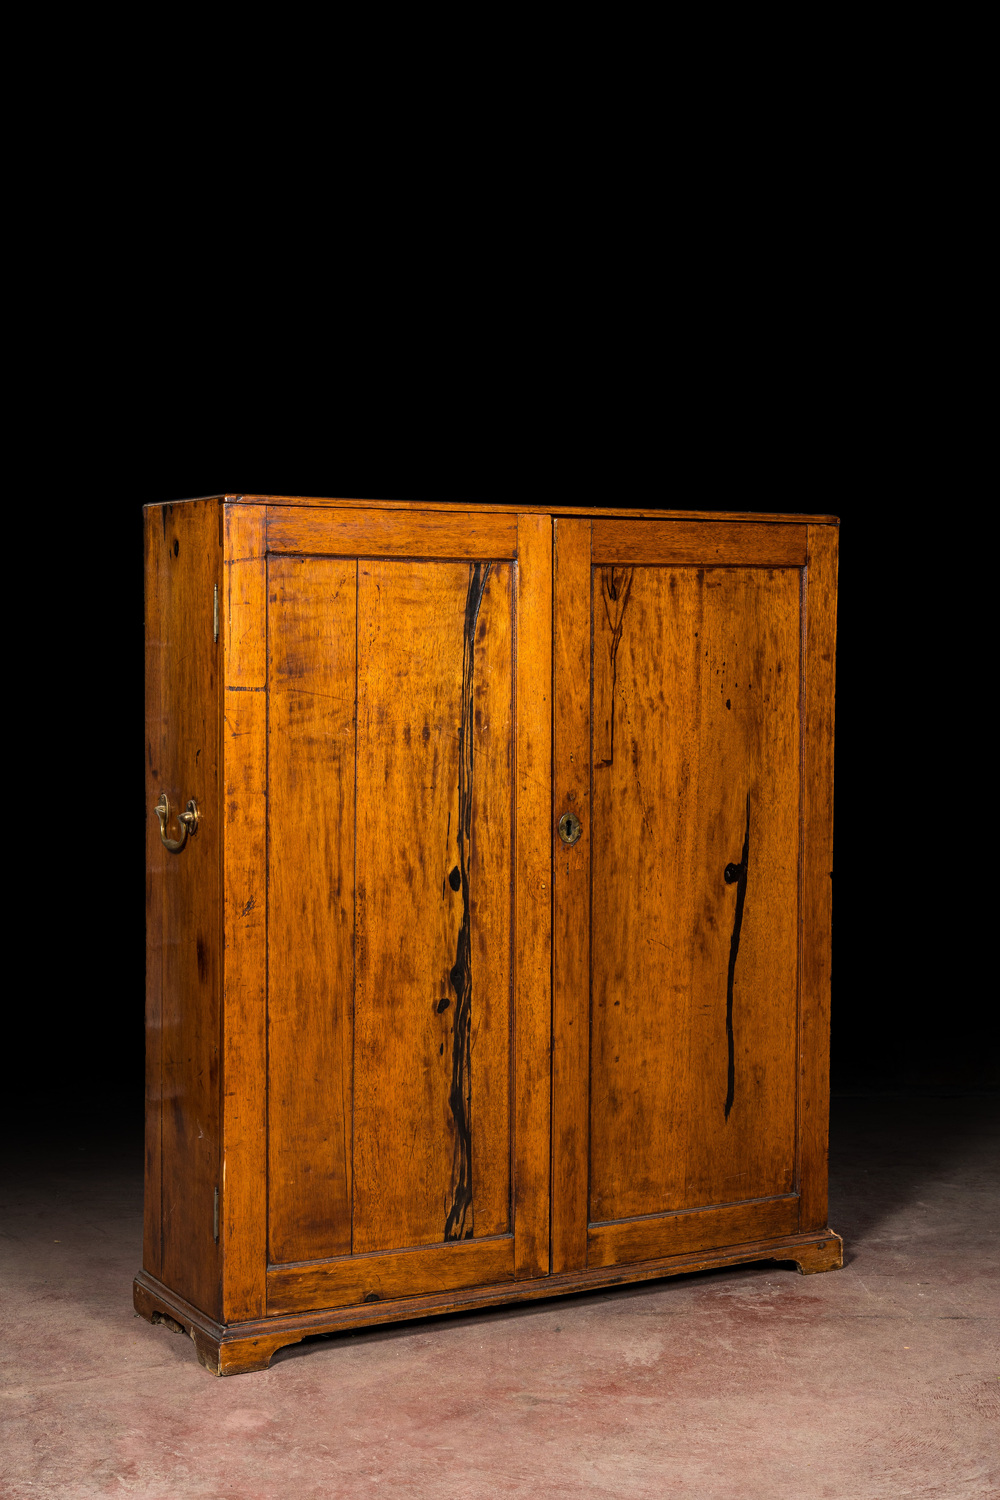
xmin=444 ymin=561 xmax=491 ymax=1241
xmin=596 ymin=567 xmax=634 ymax=768
xmin=723 ymin=793 xmax=751 ymax=1120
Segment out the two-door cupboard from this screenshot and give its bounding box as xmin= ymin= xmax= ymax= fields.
xmin=136 ymin=498 xmax=841 ymax=1374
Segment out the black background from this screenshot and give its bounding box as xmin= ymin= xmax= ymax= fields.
xmin=14 ymin=392 xmax=991 ymax=1142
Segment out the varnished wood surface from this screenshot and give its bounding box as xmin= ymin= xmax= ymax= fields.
xmin=352 ymin=560 xmax=513 ymax=1253
xmin=266 ymin=1237 xmax=515 ymax=1316
xmin=589 ymin=566 xmax=801 ymax=1237
xmin=798 ymin=525 xmax=839 ymax=1230
xmin=134 ymin=1227 xmax=844 ymax=1374
xmin=587 ymin=1195 xmax=800 ymax=1268
xmin=144 ymin=497 xmax=839 ymax=524
xmin=591 ymin=519 xmax=807 ymax=566
xmin=222 ymin=496 xmax=837 ymax=524
xmin=220 ymin=504 xmax=268 ymax=1322
xmin=262 ymin=552 xmax=519 ymax=1276
xmin=512 ymin=515 xmax=553 ymax=1279
xmin=144 ymin=498 xmax=223 ymax=1319
xmin=468 ymin=567 xmax=514 ymax=1237
xmin=267 ymin=506 xmax=517 ymax=558
xmin=142 ymin=500 xmax=839 ymax=1348
xmin=143 ymin=514 xmax=164 ymax=1284
xmin=267 ymin=558 xmax=356 ymax=1263
xmin=551 ymin=518 xmax=591 ymax=1274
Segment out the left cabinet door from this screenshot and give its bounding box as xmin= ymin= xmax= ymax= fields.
xmin=261 ymin=508 xmax=552 ymax=1317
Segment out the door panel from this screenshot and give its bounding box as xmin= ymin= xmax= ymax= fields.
xmin=353 ymin=560 xmax=512 ymax=1253
xmin=266 ymin=533 xmax=548 ymax=1310
xmin=589 ymin=564 xmax=801 ymax=1230
xmin=548 ymin=545 xmax=804 ymax=1268
xmin=267 ymin=557 xmax=356 ymax=1265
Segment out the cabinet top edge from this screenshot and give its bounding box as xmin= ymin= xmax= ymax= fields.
xmin=143 ymin=495 xmax=840 ymax=525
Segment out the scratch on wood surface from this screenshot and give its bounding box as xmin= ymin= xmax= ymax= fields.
xmin=724 ymin=792 xmax=751 ymax=1121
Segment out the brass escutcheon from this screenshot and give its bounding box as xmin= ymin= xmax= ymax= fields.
xmin=558 ymin=811 xmax=582 ymax=846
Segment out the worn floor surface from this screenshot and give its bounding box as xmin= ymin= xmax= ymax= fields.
xmin=1 ymin=1096 xmax=997 ymax=1499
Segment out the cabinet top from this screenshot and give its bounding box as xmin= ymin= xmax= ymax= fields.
xmin=148 ymin=495 xmax=839 ymax=524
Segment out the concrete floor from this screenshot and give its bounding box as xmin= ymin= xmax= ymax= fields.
xmin=1 ymin=1095 xmax=997 ymax=1499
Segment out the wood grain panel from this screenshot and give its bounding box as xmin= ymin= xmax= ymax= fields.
xmin=267 ymin=558 xmax=357 ymax=1263
xmin=352 ymin=560 xmax=513 ymax=1254
xmin=587 ymin=1195 xmax=800 ymax=1268
xmin=798 ymin=526 xmax=838 ymax=1229
xmin=513 ymin=514 xmax=552 ymax=1279
xmin=592 ymin=520 xmax=807 ymax=567
xmin=220 ymin=503 xmax=268 ymax=1322
xmin=266 ymin=1237 xmax=514 ymax=1316
xmin=469 ymin=565 xmax=514 ymax=1237
xmin=144 ymin=498 xmax=223 ymax=1319
xmin=267 ymin=506 xmax=517 ymax=559
xmin=682 ymin=569 xmax=802 ymax=1209
xmin=590 ymin=566 xmax=801 ymax=1230
xmin=551 ymin=518 xmax=591 ymax=1273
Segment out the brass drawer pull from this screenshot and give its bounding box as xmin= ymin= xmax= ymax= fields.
xmin=155 ymin=793 xmax=199 ymax=853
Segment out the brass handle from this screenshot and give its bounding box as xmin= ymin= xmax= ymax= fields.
xmin=155 ymin=793 xmax=199 ymax=852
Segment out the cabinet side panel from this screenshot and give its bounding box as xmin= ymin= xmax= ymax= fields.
xmin=146 ymin=499 xmax=223 ymax=1318
xmin=143 ymin=512 xmax=164 ymax=1281
xmin=267 ymin=557 xmax=356 ymax=1263
xmin=798 ymin=526 xmax=838 ymax=1230
xmin=221 ymin=503 xmax=268 ymax=1321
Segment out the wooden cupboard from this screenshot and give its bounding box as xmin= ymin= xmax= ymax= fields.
xmin=135 ymin=497 xmax=841 ymax=1375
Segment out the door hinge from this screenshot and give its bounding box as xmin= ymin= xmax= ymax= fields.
xmin=213 ymin=1185 xmax=219 ymax=1243
xmin=213 ymin=585 xmax=219 ymax=643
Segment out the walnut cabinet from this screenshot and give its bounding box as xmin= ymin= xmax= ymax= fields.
xmin=136 ymin=497 xmax=841 ymax=1375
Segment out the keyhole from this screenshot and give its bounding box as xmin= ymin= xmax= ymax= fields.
xmin=559 ymin=812 xmax=582 ymax=846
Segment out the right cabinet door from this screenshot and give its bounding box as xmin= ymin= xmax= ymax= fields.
xmin=552 ymin=516 xmax=836 ymax=1274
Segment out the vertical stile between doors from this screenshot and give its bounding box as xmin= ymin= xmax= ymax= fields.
xmin=551 ymin=518 xmax=592 ymax=1273
xmin=513 ymin=514 xmax=554 ymax=1278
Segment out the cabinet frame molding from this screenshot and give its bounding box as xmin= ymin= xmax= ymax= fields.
xmin=798 ymin=523 xmax=839 ymax=1230
xmin=135 ymin=1223 xmax=843 ymax=1376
